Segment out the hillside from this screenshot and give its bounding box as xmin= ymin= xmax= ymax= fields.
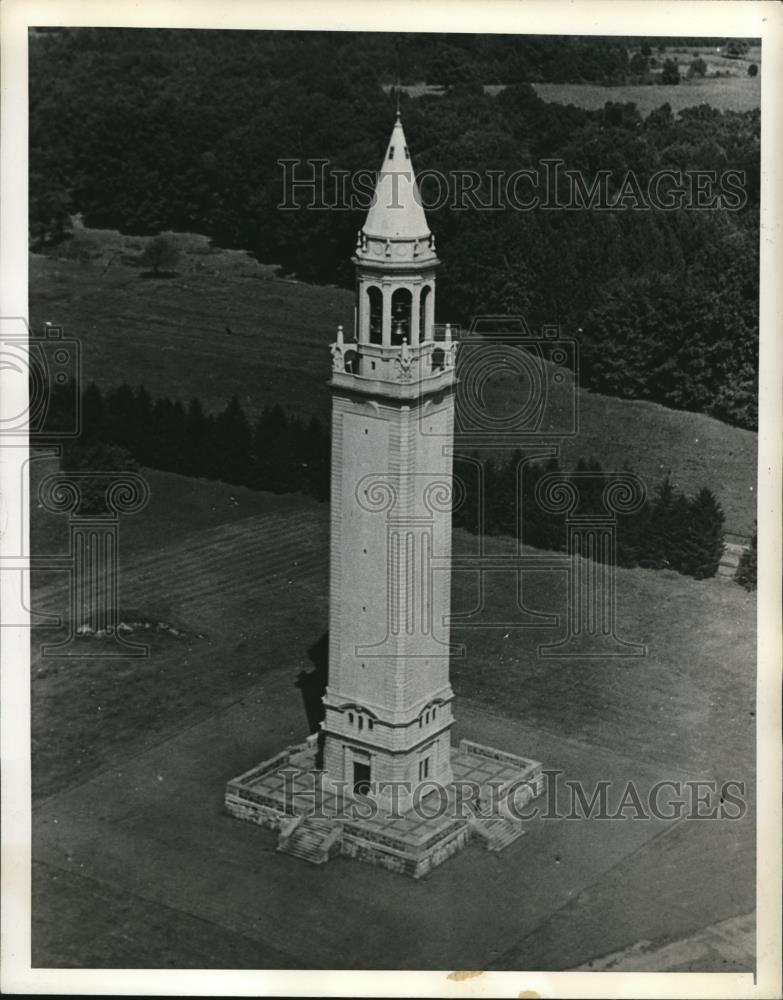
xmin=31 ymin=462 xmax=754 ymax=797
xmin=30 ymin=229 xmax=756 ymax=534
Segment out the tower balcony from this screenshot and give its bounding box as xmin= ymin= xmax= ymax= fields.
xmin=330 ymin=327 xmax=460 ymax=400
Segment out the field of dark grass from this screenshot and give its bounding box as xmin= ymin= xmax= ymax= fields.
xmin=30 ymin=233 xmax=756 ymax=533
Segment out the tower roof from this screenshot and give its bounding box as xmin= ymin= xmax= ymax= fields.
xmin=362 ymin=112 xmax=431 ymax=242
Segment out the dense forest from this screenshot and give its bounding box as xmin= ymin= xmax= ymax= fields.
xmin=29 ymin=29 xmax=759 ymax=429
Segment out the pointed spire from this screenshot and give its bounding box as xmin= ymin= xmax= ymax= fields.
xmin=361 ymin=113 xmax=431 ymax=242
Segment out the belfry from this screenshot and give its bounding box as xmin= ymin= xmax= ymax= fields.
xmin=225 ymin=114 xmax=544 ymax=877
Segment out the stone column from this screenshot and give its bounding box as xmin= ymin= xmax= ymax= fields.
xmin=382 ymin=283 xmax=392 ymax=347
xmin=410 ymin=283 xmax=421 ymax=347
xmin=426 ymin=284 xmax=435 ymax=341
xmin=356 ymin=284 xmax=366 ymax=344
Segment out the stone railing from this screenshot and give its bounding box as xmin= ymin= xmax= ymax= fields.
xmin=330 ymin=327 xmax=458 ymax=399
xmin=458 ymin=739 xmax=538 ymax=772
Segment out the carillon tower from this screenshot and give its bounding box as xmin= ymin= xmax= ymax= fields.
xmin=323 ymin=113 xmax=459 ymax=811
xmin=226 ymin=113 xmax=544 ymax=877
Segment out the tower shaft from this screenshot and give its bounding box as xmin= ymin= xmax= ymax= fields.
xmin=321 ymin=113 xmax=459 ymax=807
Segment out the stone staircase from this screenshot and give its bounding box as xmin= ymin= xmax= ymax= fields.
xmin=468 ymin=815 xmax=526 ymax=852
xmin=718 ymin=535 xmax=750 ymax=580
xmin=276 ymin=816 xmax=341 ymax=865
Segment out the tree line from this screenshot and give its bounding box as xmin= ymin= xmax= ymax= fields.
xmin=453 ymin=451 xmax=726 ymax=579
xmin=60 ymin=382 xmax=331 ymax=502
xmin=49 ymin=381 xmax=726 ymax=581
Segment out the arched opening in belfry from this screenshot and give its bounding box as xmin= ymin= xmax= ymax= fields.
xmin=391 ymin=288 xmax=412 ymax=346
xmin=419 ymin=285 xmax=431 ymax=342
xmin=367 ymin=286 xmax=383 ymax=345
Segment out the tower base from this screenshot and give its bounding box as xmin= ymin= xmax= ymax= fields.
xmin=225 ymin=739 xmax=544 ymax=879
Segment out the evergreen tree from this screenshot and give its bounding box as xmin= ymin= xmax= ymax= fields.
xmin=519 ymin=457 xmax=545 ymax=550
xmin=148 ymin=397 xmax=179 ymax=470
xmin=169 ymin=399 xmax=188 ymax=475
xmin=213 ymin=395 xmax=252 ymax=486
xmin=302 ymin=415 xmax=330 ymax=502
xmin=684 ymin=487 xmax=725 ymax=579
xmin=81 ymin=382 xmax=106 ymax=442
xmin=288 ymin=415 xmax=308 ymax=493
xmin=735 ymin=528 xmax=757 ymax=591
xmin=44 ymin=376 xmax=79 ymax=436
xmin=452 ymin=453 xmax=480 ymax=535
xmin=660 ymin=58 xmax=680 ymax=84
xmin=494 ymin=451 xmax=521 ymax=538
xmin=183 ymin=397 xmax=209 ymax=477
xmin=667 ymin=492 xmax=693 ymax=574
xmin=104 ymin=383 xmax=136 ymax=451
xmin=616 ymin=497 xmax=652 ymax=568
xmin=482 ymin=458 xmax=502 ymax=536
xmin=131 ymin=386 xmax=153 ymax=465
xmin=521 ymin=456 xmax=566 ymax=553
xmin=252 ymin=404 xmax=286 ymax=491
xmin=646 ymin=476 xmax=677 ymax=570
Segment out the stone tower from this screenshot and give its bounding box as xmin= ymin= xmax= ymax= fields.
xmin=225 ymin=115 xmax=544 ymax=877
xmin=322 ymin=112 xmax=459 ymax=811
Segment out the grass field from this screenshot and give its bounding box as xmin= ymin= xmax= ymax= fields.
xmin=31 ymin=463 xmax=755 ymax=801
xmin=530 ymin=76 xmax=760 ymax=115
xmin=29 ymin=233 xmax=757 ymax=533
xmin=30 ymin=464 xmax=755 ymax=968
xmin=32 ymin=690 xmax=753 ymax=971
xmin=392 ymin=45 xmax=761 ymax=115
xmin=529 ymin=46 xmax=761 ymax=116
